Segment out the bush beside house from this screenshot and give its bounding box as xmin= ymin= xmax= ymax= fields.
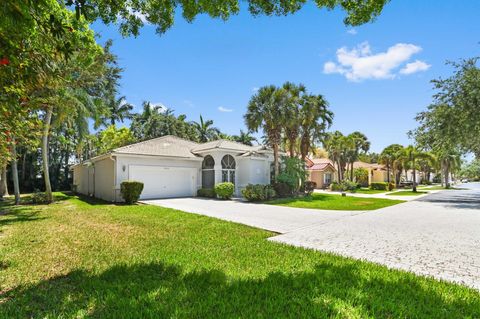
xmin=370 ymin=182 xmax=389 ymax=191
xmin=197 ymin=188 xmax=216 ymax=198
xmin=120 ymin=181 xmax=144 ymax=204
xmin=214 ymin=182 xmax=234 ymax=199
xmin=330 ymin=180 xmax=357 ymax=192
xmin=242 ymin=184 xmax=276 ymax=202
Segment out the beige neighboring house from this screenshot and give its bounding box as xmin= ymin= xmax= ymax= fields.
xmin=352 ymin=161 xmax=391 ymax=184
xmin=306 ymin=158 xmax=391 ymax=188
xmin=71 ymin=135 xmax=274 ymax=202
xmin=306 ymin=158 xmax=337 ymax=189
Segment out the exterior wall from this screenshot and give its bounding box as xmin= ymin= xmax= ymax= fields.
xmin=114 ymin=154 xmax=202 ymax=201
xmin=94 ymin=157 xmax=115 ymax=202
xmin=372 ymin=170 xmax=388 ymax=183
xmin=72 ymin=164 xmax=91 ymax=196
xmin=197 ymin=149 xmax=273 ymax=196
xmin=309 ymin=167 xmax=335 ymax=189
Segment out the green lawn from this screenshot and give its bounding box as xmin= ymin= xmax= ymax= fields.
xmin=418 ymin=185 xmax=465 ymax=191
xmin=354 ymin=188 xmax=389 ymax=194
xmin=386 ymin=190 xmax=429 ymax=196
xmin=1 ymin=193 xmax=479 ymax=318
xmin=267 ymin=193 xmax=404 ymax=210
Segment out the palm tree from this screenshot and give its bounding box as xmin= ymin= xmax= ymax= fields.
xmin=233 ymin=130 xmax=257 ymax=146
xmin=245 ymin=85 xmax=287 ymax=178
xmin=346 ymin=131 xmax=370 ymax=181
xmin=192 ymin=115 xmax=220 ymax=142
xmin=282 ymin=82 xmax=306 ymax=157
xmin=380 ymin=144 xmax=403 ymax=185
xmin=324 ymin=131 xmax=350 ymax=181
xmin=436 ymin=151 xmax=461 ymax=188
xmin=105 ymin=96 xmax=133 ymax=126
xmin=401 ymin=146 xmax=434 ymax=192
xmin=298 ymin=94 xmax=333 ymax=162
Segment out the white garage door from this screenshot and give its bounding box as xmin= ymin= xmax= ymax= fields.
xmin=129 ymin=165 xmax=196 ymax=199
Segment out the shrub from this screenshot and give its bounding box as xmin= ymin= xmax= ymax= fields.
xmin=330 ymin=180 xmax=357 ymax=192
xmin=120 ymin=181 xmax=144 ymax=204
xmin=388 ymin=182 xmax=395 ymax=191
xmin=273 ymin=182 xmax=292 ymax=198
xmin=214 ymin=182 xmax=234 ymax=200
xmin=354 ymin=168 xmax=369 ymax=187
xmin=276 ymin=157 xmax=307 ymax=192
xmin=242 ymin=184 xmax=276 ymax=202
xmin=29 ymin=190 xmax=49 ymax=204
xmin=370 ymin=182 xmax=389 ymax=190
xmin=304 ymin=181 xmax=317 ymax=195
xmin=197 ymin=188 xmax=216 ymax=198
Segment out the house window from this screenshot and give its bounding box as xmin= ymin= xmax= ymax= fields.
xmin=324 ymin=173 xmax=332 ymax=185
xmin=202 ymin=155 xmax=215 ymax=188
xmin=221 ymin=155 xmax=236 ymax=184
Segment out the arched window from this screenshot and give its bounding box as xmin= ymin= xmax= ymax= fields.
xmin=202 ymin=155 xmax=215 ymax=169
xmin=221 ymin=155 xmax=236 ymax=184
xmin=202 ymin=155 xmax=215 ymax=188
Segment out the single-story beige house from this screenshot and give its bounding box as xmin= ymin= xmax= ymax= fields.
xmin=306 ymin=158 xmax=390 ymax=188
xmin=305 ymin=158 xmax=337 ymax=188
xmin=72 ymin=135 xmax=274 ymax=201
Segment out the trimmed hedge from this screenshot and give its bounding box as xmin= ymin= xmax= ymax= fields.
xmin=370 ymin=182 xmax=389 ymax=191
xmin=197 ymin=188 xmax=216 ymax=198
xmin=388 ymin=182 xmax=395 ymax=191
xmin=242 ymin=184 xmax=276 ymax=202
xmin=120 ymin=181 xmax=144 ymax=204
xmin=330 ymin=180 xmax=357 ymax=192
xmin=214 ymin=182 xmax=234 ymax=200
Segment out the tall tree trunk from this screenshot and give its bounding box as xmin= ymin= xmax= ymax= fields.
xmin=350 ymin=162 xmax=354 ymax=181
xmin=64 ymin=147 xmax=70 ymax=190
xmin=387 ymin=165 xmax=391 ymax=183
xmin=444 ymin=160 xmax=450 ymax=189
xmin=337 ymin=159 xmax=343 ymax=181
xmin=273 ymin=143 xmax=280 ymax=179
xmin=412 ymin=158 xmax=417 ymax=192
xmin=42 ymin=105 xmax=54 ymax=203
xmin=11 ymin=139 xmax=20 ymax=205
xmin=288 ymin=138 xmax=295 ymax=158
xmin=0 ymin=164 xmax=9 ymax=199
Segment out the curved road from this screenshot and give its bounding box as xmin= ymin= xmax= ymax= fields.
xmin=272 ymin=183 xmax=480 ymax=290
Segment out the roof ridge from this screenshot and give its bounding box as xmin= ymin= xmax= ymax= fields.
xmin=114 ymin=135 xmax=199 ymax=152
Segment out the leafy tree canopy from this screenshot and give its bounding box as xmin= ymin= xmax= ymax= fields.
xmin=62 ymin=0 xmax=389 ymax=36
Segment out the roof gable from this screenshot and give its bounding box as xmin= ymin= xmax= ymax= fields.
xmin=114 ymin=135 xmax=200 ymax=158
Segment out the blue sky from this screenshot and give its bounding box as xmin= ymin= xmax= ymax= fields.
xmin=91 ymin=0 xmax=480 ymax=153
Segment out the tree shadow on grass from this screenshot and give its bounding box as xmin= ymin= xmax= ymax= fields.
xmin=1 ymin=261 xmax=478 ymax=318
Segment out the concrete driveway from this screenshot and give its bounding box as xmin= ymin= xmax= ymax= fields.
xmin=143 ymin=197 xmax=363 ymax=233
xmin=144 ymin=183 xmax=480 ymax=289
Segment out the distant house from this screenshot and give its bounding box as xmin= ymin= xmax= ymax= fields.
xmin=352 ymin=161 xmax=390 ymax=184
xmin=305 ymin=158 xmax=337 ymax=189
xmin=306 ymin=158 xmax=391 ymax=188
xmin=71 ymin=135 xmax=274 ymax=201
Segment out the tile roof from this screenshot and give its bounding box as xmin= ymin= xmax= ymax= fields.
xmin=191 ymin=140 xmax=257 ymax=153
xmin=114 ymin=135 xmax=200 ymax=158
xmin=111 ymin=135 xmax=271 ymax=158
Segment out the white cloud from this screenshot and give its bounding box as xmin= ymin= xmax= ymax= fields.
xmin=323 ymin=42 xmax=426 ymax=81
xmin=347 ymin=29 xmax=357 ymax=35
xmin=218 ymin=106 xmax=233 ymax=112
xmin=399 ymin=60 xmax=431 ymax=75
xmin=151 ymin=102 xmax=168 ymax=112
xmin=252 ymin=87 xmax=259 ymax=93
